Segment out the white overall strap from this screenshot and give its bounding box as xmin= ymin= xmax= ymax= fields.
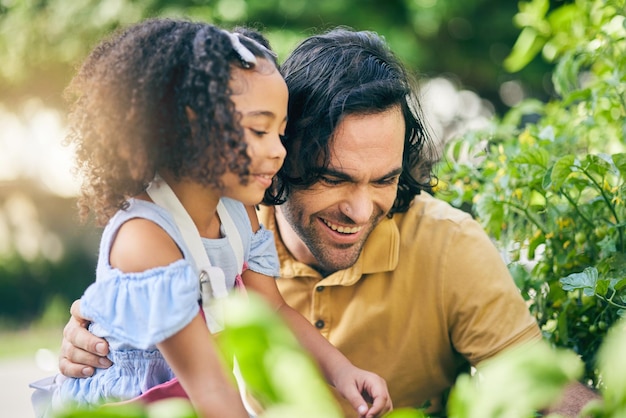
xmin=146 ymin=174 xmax=228 ymax=333
xmin=146 ymin=175 xmax=255 ymax=414
xmin=217 ymin=200 xmax=244 ymax=274
xmin=216 ymin=201 xmax=257 ymax=415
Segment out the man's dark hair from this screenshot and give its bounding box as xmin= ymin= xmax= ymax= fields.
xmin=264 ymin=27 xmax=436 ymax=215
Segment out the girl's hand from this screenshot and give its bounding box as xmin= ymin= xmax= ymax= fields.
xmin=333 ymin=365 xmax=393 ymax=418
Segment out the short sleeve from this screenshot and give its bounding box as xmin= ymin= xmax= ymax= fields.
xmin=80 ymin=260 xmax=200 ymax=349
xmin=248 ymin=224 xmax=280 ymax=278
xmin=444 ymin=218 xmax=542 ymax=365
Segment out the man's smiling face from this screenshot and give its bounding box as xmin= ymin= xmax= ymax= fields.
xmin=277 ymin=105 xmax=405 ymax=274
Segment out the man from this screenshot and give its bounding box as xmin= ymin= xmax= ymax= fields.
xmin=59 ymin=28 xmax=596 ymax=416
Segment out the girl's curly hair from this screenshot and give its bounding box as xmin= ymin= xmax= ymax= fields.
xmin=65 ymin=18 xmax=277 ymax=226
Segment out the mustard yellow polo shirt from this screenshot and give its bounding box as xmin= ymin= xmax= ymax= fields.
xmin=258 ymin=193 xmax=541 ymax=416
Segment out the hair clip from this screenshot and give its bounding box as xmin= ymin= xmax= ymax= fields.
xmin=222 ymin=30 xmax=257 ymax=69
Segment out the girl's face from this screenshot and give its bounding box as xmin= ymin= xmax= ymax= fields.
xmin=221 ymin=59 xmax=288 ymax=205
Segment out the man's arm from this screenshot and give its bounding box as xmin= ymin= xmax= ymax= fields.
xmin=546 ymin=382 xmax=600 ymax=417
xmin=58 ymin=300 xmax=112 ymax=377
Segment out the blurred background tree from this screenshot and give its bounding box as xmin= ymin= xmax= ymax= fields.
xmin=0 ymin=0 xmax=560 ymax=323
xmin=0 ymin=0 xmax=558 ymax=112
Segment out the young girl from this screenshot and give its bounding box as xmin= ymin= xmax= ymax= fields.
xmin=50 ymin=18 xmax=391 ymax=418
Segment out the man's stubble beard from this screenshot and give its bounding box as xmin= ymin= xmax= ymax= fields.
xmin=280 ymin=199 xmax=381 ymax=275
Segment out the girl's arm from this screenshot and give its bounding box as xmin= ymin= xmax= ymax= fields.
xmin=242 ymin=270 xmax=391 ymax=418
xmin=157 ymin=313 xmax=247 ymax=418
xmin=243 ymin=205 xmax=391 ymax=417
xmin=111 ymin=218 xmax=248 ymax=418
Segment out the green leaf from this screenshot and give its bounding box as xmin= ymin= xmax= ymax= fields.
xmin=382 ymin=408 xmax=428 ymax=418
xmin=538 ymin=125 xmax=555 ymax=141
xmin=596 ymin=318 xmax=626 ymax=408
xmin=515 ymin=0 xmax=550 ymax=28
xmin=584 ymin=154 xmax=612 ymax=178
xmin=595 ymin=279 xmax=610 ymax=297
xmin=612 ymin=278 xmax=626 ymax=291
xmin=512 ymin=147 xmax=550 ymax=167
xmin=549 ymin=155 xmax=576 ymax=190
xmin=218 ymin=293 xmax=343 ymax=417
xmin=146 ymin=399 xmax=196 ymax=418
xmin=560 ymin=267 xmax=599 ymax=296
xmin=553 ymin=50 xmax=583 ymax=95
xmin=503 ymin=26 xmax=548 ymax=72
xmin=612 ymin=153 xmax=626 ymax=179
xmin=542 ymin=165 xmax=554 ymax=189
xmin=448 ymin=340 xmax=582 ymax=418
xmin=475 ymin=196 xmax=504 ymax=240
xmin=528 ymin=232 xmax=546 ymax=259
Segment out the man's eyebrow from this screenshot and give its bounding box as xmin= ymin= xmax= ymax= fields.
xmin=321 ymin=167 xmax=403 ymax=182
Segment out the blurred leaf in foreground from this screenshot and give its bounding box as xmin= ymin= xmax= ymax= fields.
xmin=447 ymin=339 xmax=583 ymax=418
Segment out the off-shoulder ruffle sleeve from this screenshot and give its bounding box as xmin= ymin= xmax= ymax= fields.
xmin=248 ymin=224 xmax=280 ymax=278
xmin=80 ymin=260 xmax=200 ymax=349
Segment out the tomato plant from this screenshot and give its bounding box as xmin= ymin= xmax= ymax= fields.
xmin=436 ymin=0 xmax=626 ymax=386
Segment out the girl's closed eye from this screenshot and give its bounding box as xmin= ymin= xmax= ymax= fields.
xmin=251 ymin=129 xmax=268 ymax=137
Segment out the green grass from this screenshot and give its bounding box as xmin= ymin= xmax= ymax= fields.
xmin=0 ymin=296 xmax=68 ymax=359
xmin=0 ymin=325 xmax=64 ymax=360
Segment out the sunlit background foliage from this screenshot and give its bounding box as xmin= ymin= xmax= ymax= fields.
xmin=4 ymin=0 xmax=626 ymax=416
xmin=0 ymin=0 xmax=553 ymax=327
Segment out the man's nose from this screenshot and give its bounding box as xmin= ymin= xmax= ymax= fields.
xmin=339 ymin=187 xmax=373 ymax=224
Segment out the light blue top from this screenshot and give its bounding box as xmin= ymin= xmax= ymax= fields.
xmin=53 ymin=197 xmax=279 ymax=407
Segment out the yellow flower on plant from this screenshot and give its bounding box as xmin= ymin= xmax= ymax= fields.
xmin=493 ymin=168 xmax=506 ymax=184
xmin=556 ymin=217 xmax=573 ymax=230
xmin=432 ymin=179 xmax=446 ymax=193
xmin=519 ymin=129 xmax=536 ymax=146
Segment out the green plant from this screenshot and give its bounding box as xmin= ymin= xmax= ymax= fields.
xmin=217 ymin=293 xmax=343 ymax=418
xmin=436 ymin=0 xmax=626 ymax=386
xmin=56 ymin=312 xmax=626 ymax=418
xmin=447 ymin=319 xmax=626 ymax=418
xmin=52 ymin=293 xmax=344 ymax=418
xmin=448 ymin=339 xmax=583 ymax=418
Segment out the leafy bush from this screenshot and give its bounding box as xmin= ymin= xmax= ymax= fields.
xmin=435 ymin=0 xmax=626 ymax=386
xmin=51 ymin=300 xmax=626 ymax=418
xmin=448 ymin=319 xmax=626 ymax=418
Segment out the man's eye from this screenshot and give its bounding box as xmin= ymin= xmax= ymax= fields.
xmin=376 ymin=177 xmax=400 ymax=186
xmin=320 ymin=176 xmax=343 ymax=185
xmin=250 ymin=129 xmax=268 ymax=137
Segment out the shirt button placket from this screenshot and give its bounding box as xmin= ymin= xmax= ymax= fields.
xmin=313 ymin=283 xmax=328 ymax=334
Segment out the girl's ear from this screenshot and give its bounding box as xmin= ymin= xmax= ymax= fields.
xmin=185 ymin=106 xmax=198 ymax=135
xmin=185 ymin=106 xmax=198 ymax=123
